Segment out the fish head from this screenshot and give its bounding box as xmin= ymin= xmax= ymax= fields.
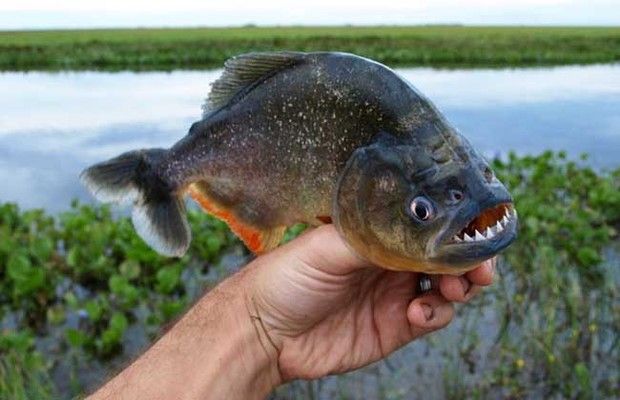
xmin=333 ymin=140 xmax=517 ymax=274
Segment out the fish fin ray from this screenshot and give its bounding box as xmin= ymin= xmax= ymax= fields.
xmin=80 ymin=149 xmax=191 ymax=257
xmin=203 ymin=52 xmax=305 ymax=115
xmin=187 ymin=183 xmax=285 ymax=254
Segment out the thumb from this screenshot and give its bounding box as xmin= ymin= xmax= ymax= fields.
xmin=406 ymin=293 xmax=454 ymax=337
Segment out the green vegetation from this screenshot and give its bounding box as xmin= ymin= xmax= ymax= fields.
xmin=442 ymin=152 xmax=620 ymax=399
xmin=0 ymin=332 xmax=55 ymax=400
xmin=0 ymin=152 xmax=619 ymax=398
xmin=0 ymin=201 xmax=243 ymax=398
xmin=1 ymin=26 xmax=619 ymax=71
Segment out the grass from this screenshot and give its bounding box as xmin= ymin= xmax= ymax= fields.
xmin=0 ymin=151 xmax=618 ymax=398
xmin=0 ymin=332 xmax=55 ymax=399
xmin=1 ymin=25 xmax=619 ymax=71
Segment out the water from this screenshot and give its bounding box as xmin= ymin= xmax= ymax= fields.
xmin=1 ymin=64 xmax=619 ymax=212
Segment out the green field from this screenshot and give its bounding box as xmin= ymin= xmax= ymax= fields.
xmin=1 ymin=25 xmax=619 ymax=70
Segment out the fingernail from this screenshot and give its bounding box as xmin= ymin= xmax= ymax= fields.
xmin=421 ymin=303 xmax=434 ymax=320
xmin=459 ymin=276 xmax=471 ymax=295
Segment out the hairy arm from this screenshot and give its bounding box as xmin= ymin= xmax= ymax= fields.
xmin=89 ymin=225 xmax=494 ymax=399
xmin=89 ymin=269 xmax=280 ymax=400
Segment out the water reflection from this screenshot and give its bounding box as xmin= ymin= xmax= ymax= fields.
xmin=0 ymin=65 xmax=618 ymax=212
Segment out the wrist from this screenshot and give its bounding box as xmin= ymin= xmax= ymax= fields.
xmin=196 ymin=268 xmax=282 ymax=399
xmin=228 ymin=269 xmax=283 ymax=396
xmin=89 ymin=267 xmax=282 ymax=400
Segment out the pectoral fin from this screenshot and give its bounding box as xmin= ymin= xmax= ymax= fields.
xmin=187 ymin=182 xmax=285 ymax=254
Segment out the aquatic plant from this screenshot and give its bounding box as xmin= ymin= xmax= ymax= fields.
xmin=440 ymin=151 xmax=619 ymax=399
xmin=0 ymin=151 xmax=618 ymax=398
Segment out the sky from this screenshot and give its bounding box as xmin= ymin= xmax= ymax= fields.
xmin=0 ymin=0 xmax=618 ymax=30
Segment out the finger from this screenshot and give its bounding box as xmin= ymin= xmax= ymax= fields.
xmin=439 ymin=257 xmax=495 ymax=302
xmin=465 ymin=257 xmax=496 ymax=286
xmin=439 ymin=274 xmax=476 ymax=303
xmin=289 ymin=224 xmax=372 ymax=275
xmin=407 ymin=293 xmax=454 ymax=334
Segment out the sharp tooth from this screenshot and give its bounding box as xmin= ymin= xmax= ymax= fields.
xmin=454 ymin=235 xmax=463 ymax=243
xmin=463 ymin=232 xmax=474 ymax=242
xmin=486 ymin=227 xmax=495 ymax=239
xmin=496 ymin=220 xmax=504 ymax=233
xmin=474 ymin=230 xmax=485 ymax=241
xmin=502 ymin=215 xmax=509 ymax=225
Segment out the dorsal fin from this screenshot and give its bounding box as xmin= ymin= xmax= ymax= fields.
xmin=202 ymin=52 xmax=305 ymax=116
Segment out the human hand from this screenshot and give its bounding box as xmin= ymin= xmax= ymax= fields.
xmin=244 ymin=224 xmax=495 ymax=382
xmin=89 ymin=224 xmax=495 ymax=400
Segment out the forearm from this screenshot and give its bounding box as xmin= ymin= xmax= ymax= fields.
xmin=88 ymin=267 xmax=281 ymax=400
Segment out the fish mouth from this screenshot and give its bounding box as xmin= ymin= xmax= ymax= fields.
xmin=431 ymin=201 xmax=518 ymax=267
xmin=448 ymin=202 xmax=516 ymax=244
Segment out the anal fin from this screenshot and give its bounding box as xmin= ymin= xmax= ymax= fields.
xmin=187 ymin=183 xmax=285 ymax=254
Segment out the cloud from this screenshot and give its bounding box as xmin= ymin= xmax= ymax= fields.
xmin=2 ymin=0 xmax=575 ymax=12
xmin=0 ymin=0 xmax=618 ymax=30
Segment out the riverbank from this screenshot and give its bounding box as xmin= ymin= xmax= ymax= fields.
xmin=1 ymin=26 xmax=619 ymax=71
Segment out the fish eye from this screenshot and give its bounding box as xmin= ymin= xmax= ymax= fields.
xmin=409 ymin=196 xmax=434 ymax=222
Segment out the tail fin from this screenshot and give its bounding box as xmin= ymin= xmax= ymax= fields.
xmin=80 ymin=149 xmax=191 ymax=257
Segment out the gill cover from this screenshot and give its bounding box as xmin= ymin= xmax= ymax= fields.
xmin=333 ymin=145 xmax=431 ymax=271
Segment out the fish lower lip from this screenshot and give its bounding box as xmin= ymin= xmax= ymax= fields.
xmin=448 ymin=203 xmax=517 ymax=244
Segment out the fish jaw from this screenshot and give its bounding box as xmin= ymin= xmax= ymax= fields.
xmin=428 ymin=201 xmax=518 ymax=268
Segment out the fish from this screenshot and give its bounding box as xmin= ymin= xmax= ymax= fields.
xmin=81 ymin=51 xmax=517 ymax=274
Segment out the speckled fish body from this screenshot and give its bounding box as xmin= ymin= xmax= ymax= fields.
xmin=169 ymin=52 xmax=401 ymax=234
xmin=81 ymin=52 xmax=517 ymax=273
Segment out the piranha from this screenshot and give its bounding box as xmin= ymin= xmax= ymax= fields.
xmin=81 ymin=51 xmax=517 ymax=274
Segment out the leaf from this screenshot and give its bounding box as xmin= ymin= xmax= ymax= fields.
xmin=574 ymin=362 xmax=591 ymax=394
xmin=108 ymin=274 xmax=139 ymax=307
xmin=158 ymin=299 xmax=186 ymax=320
xmin=63 ymin=291 xmax=78 ymax=308
xmin=0 ymin=331 xmax=34 ymax=352
xmin=156 ymin=266 xmax=181 ymax=294
xmin=65 ymin=328 xmax=87 ymax=347
xmin=119 ymin=260 xmax=140 ymax=280
xmin=7 ymin=252 xmax=31 ymax=275
xmin=576 ymin=247 xmax=601 ymax=267
xmin=206 ymin=235 xmax=222 ymax=256
xmin=46 ymin=305 xmax=66 ymax=325
xmin=84 ymin=300 xmax=103 ymax=322
xmin=109 ymin=312 xmax=128 ymax=333
xmin=6 ymin=252 xmax=45 ymax=297
xmin=66 ymin=247 xmax=79 ymax=268
xmin=30 ymin=237 xmax=54 ymax=262
xmin=108 ymin=275 xmax=128 ymax=295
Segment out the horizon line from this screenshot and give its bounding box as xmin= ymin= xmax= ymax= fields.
xmin=2 ymin=23 xmax=620 ymax=33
